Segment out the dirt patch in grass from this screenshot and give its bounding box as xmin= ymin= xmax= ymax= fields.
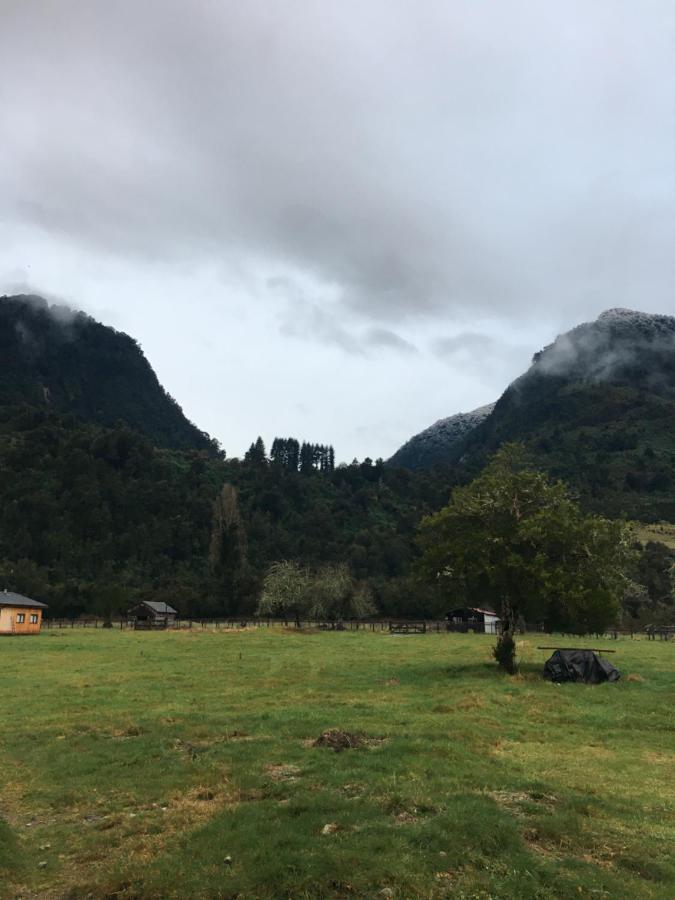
xmin=627 ymin=673 xmax=645 ymax=682
xmin=313 ymin=729 xmax=386 ymax=752
xmin=265 ymin=763 xmax=301 ymax=782
xmin=487 ymin=789 xmax=558 ymax=818
xmin=455 ymin=693 xmax=486 ymax=711
xmin=340 ymin=783 xmax=366 ymax=798
xmin=523 ymin=827 xmax=617 ymax=870
xmin=172 ymin=731 xmax=251 ymax=760
xmin=313 ymin=729 xmax=365 ymax=751
xmin=111 ymin=724 xmax=144 ymax=739
xmin=522 ymin=828 xmax=563 ymax=860
xmin=173 ymin=738 xmax=211 ymax=760
xmin=642 ymin=750 xmax=671 ymax=765
xmin=394 ymin=810 xmax=420 ymax=825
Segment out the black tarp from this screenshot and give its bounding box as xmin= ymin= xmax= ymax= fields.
xmin=543 ymin=649 xmax=620 ymax=684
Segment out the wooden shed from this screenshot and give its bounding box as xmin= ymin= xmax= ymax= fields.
xmin=0 ymin=590 xmax=48 ymax=635
xmin=127 ymin=600 xmax=178 ymax=630
xmin=447 ymin=606 xmax=501 ymax=635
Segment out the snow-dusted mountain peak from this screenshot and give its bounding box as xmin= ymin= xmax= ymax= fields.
xmin=388 ymin=402 xmax=495 ymax=469
xmin=596 ymin=308 xmax=675 ymax=332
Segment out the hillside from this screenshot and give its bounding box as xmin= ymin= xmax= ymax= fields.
xmin=1 ymin=300 xmax=672 ymax=622
xmin=0 ymin=400 xmax=453 ymax=618
xmin=391 ymin=308 xmax=675 ymax=520
xmin=0 ymin=294 xmax=456 ymax=618
xmin=388 ymin=403 xmax=495 ymax=469
xmin=0 ymin=294 xmax=214 ymax=451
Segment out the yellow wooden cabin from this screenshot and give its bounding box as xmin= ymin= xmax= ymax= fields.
xmin=0 ymin=590 xmax=48 ymax=635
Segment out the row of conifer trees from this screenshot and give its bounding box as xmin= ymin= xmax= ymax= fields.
xmin=245 ymin=436 xmax=335 ymax=472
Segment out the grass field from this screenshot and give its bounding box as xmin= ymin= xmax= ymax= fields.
xmin=633 ymin=520 xmax=675 ymax=551
xmin=0 ymin=629 xmax=673 ymax=899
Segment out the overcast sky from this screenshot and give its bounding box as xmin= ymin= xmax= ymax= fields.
xmin=2 ymin=1 xmax=675 ymax=460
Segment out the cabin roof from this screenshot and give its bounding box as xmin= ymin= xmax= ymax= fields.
xmin=0 ymin=590 xmax=48 ymax=609
xmin=139 ymin=601 xmax=178 ymax=615
xmin=448 ymin=606 xmax=499 ymax=618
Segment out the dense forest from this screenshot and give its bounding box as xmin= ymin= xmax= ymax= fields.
xmin=1 ymin=296 xmax=674 ymax=624
xmin=0 ymin=402 xmax=453 ymax=618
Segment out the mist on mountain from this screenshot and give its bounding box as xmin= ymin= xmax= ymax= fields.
xmin=0 ymin=294 xmax=215 ymax=452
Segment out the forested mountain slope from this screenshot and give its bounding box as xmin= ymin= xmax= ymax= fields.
xmin=1 ymin=300 xmax=673 ymax=622
xmin=392 ymin=309 xmax=675 ymax=520
xmin=0 ymin=295 xmax=455 ymax=618
xmin=0 ymin=403 xmax=452 ymax=618
xmin=0 ymin=294 xmax=213 ymax=451
xmin=388 ymin=403 xmax=495 ymax=469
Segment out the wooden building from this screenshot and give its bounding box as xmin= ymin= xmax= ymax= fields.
xmin=0 ymin=590 xmax=48 ymax=635
xmin=446 ymin=606 xmax=501 ymax=635
xmin=127 ymin=600 xmax=178 ymax=630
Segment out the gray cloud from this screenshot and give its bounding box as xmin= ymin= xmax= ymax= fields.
xmin=433 ymin=333 xmax=498 ymax=357
xmin=273 ymin=277 xmax=418 ymax=355
xmin=4 ymin=1 xmax=675 ymax=326
xmin=431 ymin=331 xmax=530 ymax=382
xmin=1 ymin=2 xmax=675 ymax=458
xmin=364 ymin=328 xmax=417 ymax=355
xmin=533 ymin=308 xmax=675 ymax=384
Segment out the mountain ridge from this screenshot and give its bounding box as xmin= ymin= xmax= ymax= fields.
xmin=0 ymin=297 xmax=673 ymax=621
xmin=388 ymin=402 xmax=495 ymax=469
xmin=391 ymin=307 xmax=675 ymax=519
xmin=0 ymin=294 xmax=215 ymax=452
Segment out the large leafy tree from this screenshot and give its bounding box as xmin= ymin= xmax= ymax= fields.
xmin=416 ymin=444 xmax=634 ymax=672
xmin=257 ymin=560 xmax=376 ymax=623
xmin=307 ymin=563 xmax=376 ymax=621
xmin=257 ymin=560 xmax=312 ymax=625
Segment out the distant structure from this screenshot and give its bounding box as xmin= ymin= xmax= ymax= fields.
xmin=447 ymin=607 xmax=501 ymax=635
xmin=127 ymin=600 xmax=178 ymax=630
xmin=0 ymin=590 xmax=48 ymax=635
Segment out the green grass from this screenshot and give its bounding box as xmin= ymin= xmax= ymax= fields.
xmin=633 ymin=520 xmax=675 ymax=551
xmin=0 ymin=629 xmax=673 ymax=899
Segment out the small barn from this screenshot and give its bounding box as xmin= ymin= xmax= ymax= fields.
xmin=447 ymin=606 xmax=501 ymax=635
xmin=127 ymin=600 xmax=178 ymax=630
xmin=0 ymin=590 xmax=48 ymax=635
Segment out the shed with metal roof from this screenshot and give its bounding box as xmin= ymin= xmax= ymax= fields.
xmin=446 ymin=606 xmax=501 ymax=635
xmin=127 ymin=600 xmax=178 ymax=630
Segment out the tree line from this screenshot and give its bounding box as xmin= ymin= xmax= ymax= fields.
xmin=0 ymin=403 xmax=673 ymax=635
xmin=245 ymin=436 xmax=336 ymax=473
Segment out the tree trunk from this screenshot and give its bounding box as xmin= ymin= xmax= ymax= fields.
xmin=494 ymin=597 xmax=518 ymax=673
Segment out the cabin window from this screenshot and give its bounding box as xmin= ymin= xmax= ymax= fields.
xmin=16 ymin=613 xmax=25 ymax=623
xmin=30 ymin=614 xmax=38 ymax=624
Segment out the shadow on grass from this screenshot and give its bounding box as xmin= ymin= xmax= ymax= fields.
xmin=425 ymin=660 xmax=544 ymax=680
xmin=0 ymin=817 xmax=22 ymax=877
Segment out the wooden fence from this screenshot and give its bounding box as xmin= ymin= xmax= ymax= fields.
xmin=41 ymin=617 xmax=653 ymax=638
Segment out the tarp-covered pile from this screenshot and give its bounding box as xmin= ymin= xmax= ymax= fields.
xmin=543 ymin=649 xmax=620 ymax=684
